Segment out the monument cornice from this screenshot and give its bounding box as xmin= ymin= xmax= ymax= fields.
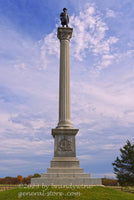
xmin=52 ymin=128 xmax=79 ymax=137
xmin=57 ymin=27 xmax=73 ymax=41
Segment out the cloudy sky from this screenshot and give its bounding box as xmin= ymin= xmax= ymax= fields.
xmin=0 ymin=0 xmax=134 ymax=178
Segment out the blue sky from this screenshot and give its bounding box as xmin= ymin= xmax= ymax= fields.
xmin=0 ymin=0 xmax=134 ymax=178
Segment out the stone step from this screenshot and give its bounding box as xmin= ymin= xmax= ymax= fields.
xmin=51 ymin=161 xmax=79 ymax=168
xmin=47 ymin=168 xmax=84 ymax=174
xmin=51 ymin=157 xmax=80 ymax=168
xmin=51 ymin=157 xmax=80 ymax=161
xmin=31 ymin=177 xmax=102 ymax=185
xmin=41 ymin=173 xmax=90 ymax=178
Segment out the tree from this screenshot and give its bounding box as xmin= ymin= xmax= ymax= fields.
xmin=102 ymin=177 xmax=118 ymax=186
xmin=4 ymin=176 xmax=12 ymax=184
xmin=22 ymin=175 xmax=33 ymax=184
xmin=33 ymin=173 xmax=41 ymax=178
xmin=112 ymin=140 xmax=134 ymax=186
xmin=17 ymin=175 xmax=23 ymax=184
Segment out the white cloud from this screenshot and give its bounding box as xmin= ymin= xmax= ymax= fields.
xmin=0 ymin=113 xmax=26 ymax=134
xmin=0 ymin=21 xmax=55 ymax=72
xmin=71 ymin=78 xmax=134 ymax=130
xmin=106 ymin=9 xmax=116 ymax=18
xmin=69 ymin=5 xmax=118 ymax=73
xmin=70 ymin=6 xmax=110 ymax=61
xmin=42 ymin=30 xmax=59 ymax=58
xmin=0 ymin=138 xmax=53 ymax=155
xmin=30 ymin=119 xmax=47 ymax=130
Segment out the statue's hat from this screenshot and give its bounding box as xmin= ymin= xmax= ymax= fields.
xmin=63 ymin=8 xmax=67 ymax=11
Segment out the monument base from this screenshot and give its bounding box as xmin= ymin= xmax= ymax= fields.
xmin=31 ymin=176 xmax=102 ymax=185
xmin=31 ymin=128 xmax=102 ymax=185
xmin=31 ymin=173 xmax=102 ymax=185
xmin=31 ymin=156 xmax=102 ymax=185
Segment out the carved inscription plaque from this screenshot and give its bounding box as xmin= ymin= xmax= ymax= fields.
xmin=58 ymin=137 xmax=72 ymax=151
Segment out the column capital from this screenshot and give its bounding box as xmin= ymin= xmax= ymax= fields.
xmin=57 ymin=27 xmax=73 ymax=41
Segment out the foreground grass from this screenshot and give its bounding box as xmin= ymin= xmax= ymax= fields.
xmin=0 ymin=186 xmax=134 ymax=200
xmin=109 ymin=186 xmax=134 ymax=194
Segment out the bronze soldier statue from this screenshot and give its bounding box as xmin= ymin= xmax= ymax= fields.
xmin=60 ymin=8 xmax=69 ymax=27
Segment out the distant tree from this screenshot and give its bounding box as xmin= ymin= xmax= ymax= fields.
xmin=4 ymin=176 xmax=12 ymax=184
xmin=17 ymin=175 xmax=23 ymax=184
xmin=5 ymin=176 xmax=11 ymax=179
xmin=0 ymin=178 xmax=5 ymax=184
xmin=1 ymin=176 xmax=23 ymax=184
xmin=102 ymin=178 xmax=118 ymax=186
xmin=22 ymin=175 xmax=33 ymax=184
xmin=33 ymin=173 xmax=41 ymax=178
xmin=112 ymin=140 xmax=134 ymax=186
xmin=22 ymin=177 xmax=27 ymax=184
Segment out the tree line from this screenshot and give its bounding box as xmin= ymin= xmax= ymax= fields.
xmin=0 ymin=174 xmax=118 ymax=186
xmin=0 ymin=174 xmax=41 ymax=185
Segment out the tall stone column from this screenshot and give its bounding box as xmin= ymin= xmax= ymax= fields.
xmin=31 ymin=24 xmax=102 ymax=186
xmin=57 ymin=27 xmax=73 ymax=128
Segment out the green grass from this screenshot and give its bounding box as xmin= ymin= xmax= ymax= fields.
xmin=109 ymin=186 xmax=134 ymax=193
xmin=0 ymin=186 xmax=134 ymax=200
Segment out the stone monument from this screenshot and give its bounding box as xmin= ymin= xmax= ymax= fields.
xmin=31 ymin=8 xmax=102 ymax=185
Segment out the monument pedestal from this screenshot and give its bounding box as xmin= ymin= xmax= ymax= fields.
xmin=31 ymin=128 xmax=102 ymax=185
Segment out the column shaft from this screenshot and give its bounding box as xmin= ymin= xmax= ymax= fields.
xmin=57 ymin=27 xmax=73 ymax=128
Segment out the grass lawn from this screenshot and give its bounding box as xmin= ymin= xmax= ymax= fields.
xmin=0 ymin=186 xmax=134 ymax=200
xmin=109 ymin=186 xmax=134 ymax=194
